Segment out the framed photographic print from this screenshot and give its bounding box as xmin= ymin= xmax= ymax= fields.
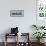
xmin=10 ymin=10 xmax=24 ymax=17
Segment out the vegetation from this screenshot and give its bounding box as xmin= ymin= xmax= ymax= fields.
xmin=33 ymin=32 xmax=46 ymax=40
xmin=32 ymin=24 xmax=45 ymax=30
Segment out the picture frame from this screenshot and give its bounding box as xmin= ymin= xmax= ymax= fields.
xmin=10 ymin=10 xmax=24 ymax=17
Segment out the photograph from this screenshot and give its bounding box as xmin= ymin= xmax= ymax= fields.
xmin=10 ymin=10 xmax=24 ymax=17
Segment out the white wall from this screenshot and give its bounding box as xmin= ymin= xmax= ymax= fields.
xmin=0 ymin=0 xmax=36 ymax=42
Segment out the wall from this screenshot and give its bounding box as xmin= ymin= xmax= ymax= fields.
xmin=0 ymin=0 xmax=36 ymax=42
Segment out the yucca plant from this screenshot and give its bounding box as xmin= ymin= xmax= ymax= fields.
xmin=33 ymin=32 xmax=46 ymax=40
xmin=33 ymin=32 xmax=46 ymax=43
xmin=32 ymin=24 xmax=45 ymax=30
xmin=32 ymin=25 xmax=39 ymax=30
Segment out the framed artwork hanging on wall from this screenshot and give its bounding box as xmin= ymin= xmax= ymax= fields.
xmin=10 ymin=10 xmax=24 ymax=17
